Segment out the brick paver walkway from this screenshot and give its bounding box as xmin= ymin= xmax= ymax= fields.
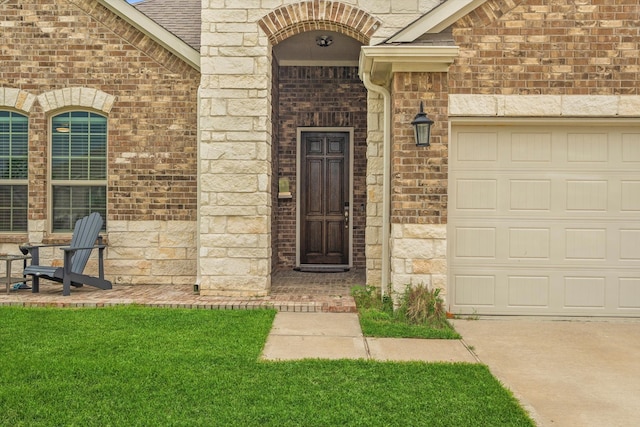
xmin=0 ymin=269 xmax=366 ymax=312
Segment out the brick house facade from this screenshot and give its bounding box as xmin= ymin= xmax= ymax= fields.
xmin=1 ymin=0 xmax=199 ymax=285
xmin=2 ymin=0 xmax=640 ymax=316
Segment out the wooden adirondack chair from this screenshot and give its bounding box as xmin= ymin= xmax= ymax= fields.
xmin=22 ymin=212 xmax=112 ymax=296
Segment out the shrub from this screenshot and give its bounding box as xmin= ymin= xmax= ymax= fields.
xmin=396 ymin=284 xmax=447 ymax=327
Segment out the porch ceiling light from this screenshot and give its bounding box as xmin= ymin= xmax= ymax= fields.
xmin=411 ymin=101 xmax=434 ymax=147
xmin=315 ymin=35 xmax=333 ymax=47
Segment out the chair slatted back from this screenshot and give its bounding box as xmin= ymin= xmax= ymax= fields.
xmin=69 ymin=212 xmax=103 ymax=274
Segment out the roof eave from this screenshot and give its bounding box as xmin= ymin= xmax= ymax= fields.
xmin=99 ymin=0 xmax=200 ymax=71
xmin=387 ymin=0 xmax=488 ymax=43
xmin=359 ymin=45 xmax=459 ymax=86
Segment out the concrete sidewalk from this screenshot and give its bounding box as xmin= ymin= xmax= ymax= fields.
xmin=261 ymin=312 xmax=477 ymax=362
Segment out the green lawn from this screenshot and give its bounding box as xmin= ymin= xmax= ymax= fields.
xmin=0 ymin=306 xmax=533 ymax=426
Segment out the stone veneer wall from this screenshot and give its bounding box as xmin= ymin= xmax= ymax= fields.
xmin=0 ymin=0 xmax=199 ymax=285
xmin=198 ymin=0 xmax=428 ymax=295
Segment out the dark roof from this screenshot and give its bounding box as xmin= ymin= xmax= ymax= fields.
xmin=133 ymin=0 xmax=201 ymax=51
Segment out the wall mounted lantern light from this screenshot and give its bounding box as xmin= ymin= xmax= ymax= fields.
xmin=411 ymin=101 xmax=434 ymax=147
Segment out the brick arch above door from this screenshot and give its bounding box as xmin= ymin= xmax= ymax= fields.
xmin=257 ymin=1 xmax=381 ymax=45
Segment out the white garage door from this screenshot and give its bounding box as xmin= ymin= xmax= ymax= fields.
xmin=449 ymin=122 xmax=640 ymax=316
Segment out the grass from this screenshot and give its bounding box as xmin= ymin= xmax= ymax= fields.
xmin=352 ymin=285 xmax=461 ymax=339
xmin=0 ymin=306 xmax=533 ymax=426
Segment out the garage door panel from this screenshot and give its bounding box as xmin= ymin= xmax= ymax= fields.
xmin=453 ymin=275 xmax=495 ymax=306
xmin=456 ymin=131 xmax=498 ymax=162
xmin=450 ymin=123 xmax=640 ymax=316
xmin=619 ymin=278 xmax=640 ymax=308
xmin=620 ymin=230 xmax=640 ymax=260
xmin=508 ymin=276 xmax=550 ymax=307
xmin=510 ymin=132 xmax=552 ymax=163
xmin=453 ymin=174 xmax=639 ymax=217
xmin=451 ymin=268 xmax=638 ymax=315
xmin=621 ymin=181 xmax=640 ymax=211
xmin=622 ymin=133 xmax=640 ymax=161
xmin=510 ymin=179 xmax=552 ymax=211
xmin=452 ymin=220 xmax=636 ymax=267
xmin=455 ymin=179 xmax=497 ymax=210
xmin=564 ymin=276 xmax=606 ymax=308
xmin=565 ymin=228 xmax=607 ymax=260
xmin=567 ymin=132 xmax=610 ymax=163
xmin=566 ymin=180 xmax=608 ymax=211
xmin=509 ymin=228 xmax=550 ymax=259
xmin=454 ymin=227 xmax=496 ymax=258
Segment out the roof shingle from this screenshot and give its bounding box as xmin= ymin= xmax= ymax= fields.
xmin=133 ymin=0 xmax=201 ymax=51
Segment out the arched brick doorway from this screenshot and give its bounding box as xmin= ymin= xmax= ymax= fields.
xmin=260 ymin=3 xmax=378 ymax=272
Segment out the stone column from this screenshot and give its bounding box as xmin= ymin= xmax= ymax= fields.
xmin=198 ymin=6 xmax=272 ymax=296
xmin=365 ymin=92 xmax=384 ymax=287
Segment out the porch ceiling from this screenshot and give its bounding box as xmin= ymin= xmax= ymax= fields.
xmin=273 ymin=30 xmax=362 ymax=66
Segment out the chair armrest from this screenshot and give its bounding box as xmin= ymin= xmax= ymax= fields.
xmin=59 ymin=244 xmax=107 ymax=253
xmin=20 ymin=242 xmax=68 ymax=253
xmin=22 ymin=242 xmax=74 ymax=266
xmin=19 ymin=243 xmax=64 ymax=266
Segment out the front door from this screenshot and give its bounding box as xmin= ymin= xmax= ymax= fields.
xmin=299 ymin=131 xmax=350 ymax=266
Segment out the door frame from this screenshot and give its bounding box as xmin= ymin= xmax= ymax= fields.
xmin=296 ymin=127 xmax=354 ymax=269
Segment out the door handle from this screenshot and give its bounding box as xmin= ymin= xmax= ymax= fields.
xmin=344 ymin=205 xmax=349 ymax=229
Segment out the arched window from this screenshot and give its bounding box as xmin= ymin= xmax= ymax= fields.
xmin=51 ymin=111 xmax=107 ymax=232
xmin=0 ymin=110 xmax=28 ymax=232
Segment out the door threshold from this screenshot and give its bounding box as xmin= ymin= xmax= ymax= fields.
xmin=295 ymin=266 xmax=350 ymax=273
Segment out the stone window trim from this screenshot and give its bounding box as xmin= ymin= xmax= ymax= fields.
xmin=0 ymin=88 xmax=37 ymax=113
xmin=258 ymin=1 xmax=381 ymax=46
xmin=37 ymin=88 xmax=116 ymax=115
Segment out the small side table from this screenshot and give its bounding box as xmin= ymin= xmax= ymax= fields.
xmin=1 ymin=254 xmax=32 ymax=294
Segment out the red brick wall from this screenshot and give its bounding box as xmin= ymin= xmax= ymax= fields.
xmin=391 ymin=72 xmax=449 ymax=225
xmin=277 ymin=66 xmax=367 ymax=268
xmin=450 ymin=0 xmax=640 ymax=95
xmin=0 ymin=0 xmax=199 ymax=240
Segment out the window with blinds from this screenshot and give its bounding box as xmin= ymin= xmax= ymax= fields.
xmin=51 ymin=111 xmax=107 ymax=232
xmin=0 ymin=110 xmax=28 ymax=232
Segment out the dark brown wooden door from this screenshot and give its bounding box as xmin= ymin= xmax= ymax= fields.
xmin=300 ymin=132 xmax=350 ymax=265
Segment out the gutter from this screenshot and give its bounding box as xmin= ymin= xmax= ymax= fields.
xmin=195 ymin=86 xmax=202 ymax=293
xmin=359 ymin=72 xmax=392 ymax=297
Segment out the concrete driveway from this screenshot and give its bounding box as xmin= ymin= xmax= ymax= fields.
xmin=452 ymin=318 xmax=640 ymax=427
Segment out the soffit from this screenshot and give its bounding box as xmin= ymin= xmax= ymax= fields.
xmin=358 ymin=45 xmax=459 ymax=85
